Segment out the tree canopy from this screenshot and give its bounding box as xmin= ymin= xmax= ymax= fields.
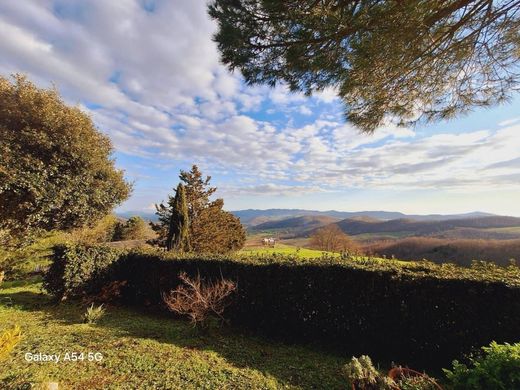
xmin=152 ymin=165 xmax=246 ymax=253
xmin=209 ymin=0 xmax=520 ymax=132
xmin=0 ymin=74 xmax=131 ymax=239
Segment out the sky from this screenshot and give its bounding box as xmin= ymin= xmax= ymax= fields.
xmin=1 ymin=0 xmax=520 ymax=216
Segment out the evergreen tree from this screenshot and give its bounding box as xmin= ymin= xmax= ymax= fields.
xmin=166 ymin=184 xmax=190 ymax=252
xmin=209 ymin=0 xmax=520 ymax=132
xmin=152 ymin=165 xmax=246 ymax=253
xmin=179 ymin=165 xmax=217 ymax=221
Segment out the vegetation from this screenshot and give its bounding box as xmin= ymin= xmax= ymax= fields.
xmin=241 ymin=242 xmax=340 ymax=258
xmin=366 ymin=237 xmax=520 ymax=267
xmin=43 ymin=244 xmax=121 ymax=300
xmin=343 ymin=355 xmax=394 ymax=389
xmin=0 ymin=281 xmax=346 ymax=389
xmin=166 ymin=184 xmax=191 ymax=252
xmin=83 ymin=303 xmax=106 ymax=324
xmin=0 ymin=75 xmax=131 ymax=242
xmin=310 ymin=224 xmax=361 ymax=253
xmin=71 ymin=215 xmax=120 ymax=244
xmin=163 ymin=272 xmax=236 ymax=329
xmin=0 ymin=325 xmax=22 ymax=361
xmin=152 ymin=165 xmax=246 ymax=253
xmin=112 ymin=216 xmax=151 ymax=242
xmin=209 ymin=0 xmax=520 ymax=132
xmin=443 ymin=341 xmax=520 ymax=390
xmin=0 ymin=231 xmax=67 ymax=280
xmin=45 ymin=243 xmax=520 ymax=369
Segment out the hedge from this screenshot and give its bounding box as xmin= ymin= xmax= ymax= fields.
xmin=43 ymin=243 xmax=121 ymax=298
xmin=45 ymin=245 xmax=520 ymax=369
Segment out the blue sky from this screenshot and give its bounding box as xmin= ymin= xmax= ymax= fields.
xmin=1 ymin=0 xmax=520 ymax=216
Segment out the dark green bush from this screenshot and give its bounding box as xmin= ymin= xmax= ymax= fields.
xmin=44 ymin=244 xmax=520 ymax=369
xmin=444 ymin=342 xmax=520 ymax=390
xmin=43 ymin=244 xmax=122 ymax=299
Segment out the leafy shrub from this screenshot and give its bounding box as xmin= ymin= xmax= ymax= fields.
xmin=44 ymin=244 xmax=122 ymax=299
xmin=443 ymin=341 xmax=520 ymax=390
xmin=163 ymin=272 xmax=235 ymax=329
xmin=0 ymin=325 xmax=22 ymax=361
xmin=113 ymin=216 xmax=151 ymax=241
xmin=83 ymin=303 xmax=106 ymax=324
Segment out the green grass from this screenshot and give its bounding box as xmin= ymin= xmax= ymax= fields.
xmin=240 ymin=243 xmax=339 ymax=258
xmin=0 ymin=280 xmax=346 ymax=389
xmin=239 ymin=243 xmax=413 ymax=267
xmin=0 ymin=232 xmax=68 ymax=280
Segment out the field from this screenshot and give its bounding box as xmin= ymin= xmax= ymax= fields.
xmin=0 ymin=279 xmax=346 ymax=389
xmin=240 ymin=243 xmax=338 ymax=258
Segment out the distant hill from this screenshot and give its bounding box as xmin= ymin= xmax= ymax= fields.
xmin=232 ymin=208 xmax=494 ymax=226
xmin=366 ymin=237 xmax=520 ymax=267
xmin=251 ymin=215 xmax=341 ymax=236
xmin=335 ymin=216 xmax=520 ymax=235
xmin=116 ymin=211 xmax=158 ymax=221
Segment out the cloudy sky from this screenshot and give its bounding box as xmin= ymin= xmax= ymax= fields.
xmin=2 ymin=0 xmax=520 ymax=216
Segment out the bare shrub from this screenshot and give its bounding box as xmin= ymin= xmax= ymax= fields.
xmin=162 ymin=272 xmax=236 ymax=328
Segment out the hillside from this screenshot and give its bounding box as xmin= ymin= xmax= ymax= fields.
xmin=251 ymin=215 xmax=341 ymax=234
xmin=334 ymin=216 xmax=520 ymax=239
xmin=366 ymin=238 xmax=520 ymax=267
xmin=231 ymin=209 xmax=495 ymax=226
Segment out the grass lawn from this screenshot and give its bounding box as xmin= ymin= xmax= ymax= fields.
xmin=0 ymin=279 xmax=346 ymax=389
xmin=239 ymin=243 xmax=339 ymax=258
xmin=239 ymin=243 xmax=412 ymax=267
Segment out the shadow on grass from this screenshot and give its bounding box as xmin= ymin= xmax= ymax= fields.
xmin=0 ymin=289 xmax=85 ymax=326
xmin=0 ymin=288 xmax=346 ymax=389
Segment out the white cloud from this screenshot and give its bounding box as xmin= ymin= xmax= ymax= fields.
xmin=1 ymin=0 xmax=519 ymax=211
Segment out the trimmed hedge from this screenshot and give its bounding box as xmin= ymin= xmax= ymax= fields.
xmin=45 ymin=245 xmax=520 ymax=369
xmin=44 ymin=244 xmax=121 ymax=298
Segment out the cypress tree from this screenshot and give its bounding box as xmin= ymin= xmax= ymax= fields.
xmin=166 ymin=184 xmax=190 ymax=252
xmin=154 ymin=166 xmax=246 ymax=253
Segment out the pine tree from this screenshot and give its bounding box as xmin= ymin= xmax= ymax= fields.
xmin=179 ymin=165 xmax=217 ymax=221
xmin=166 ymin=184 xmax=190 ymax=252
xmin=209 ymin=0 xmax=520 ymax=132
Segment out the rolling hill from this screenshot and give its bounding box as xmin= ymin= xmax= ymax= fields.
xmin=334 ymin=216 xmax=520 ymax=237
xmin=250 ymin=215 xmax=341 ymax=236
xmin=232 ymin=208 xmax=494 ymax=226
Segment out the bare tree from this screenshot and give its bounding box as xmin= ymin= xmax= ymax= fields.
xmin=162 ymin=272 xmax=236 ymax=328
xmin=310 ymin=225 xmax=360 ymax=253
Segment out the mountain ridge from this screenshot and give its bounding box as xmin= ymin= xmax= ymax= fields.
xmin=231 ymin=208 xmax=496 ymax=226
